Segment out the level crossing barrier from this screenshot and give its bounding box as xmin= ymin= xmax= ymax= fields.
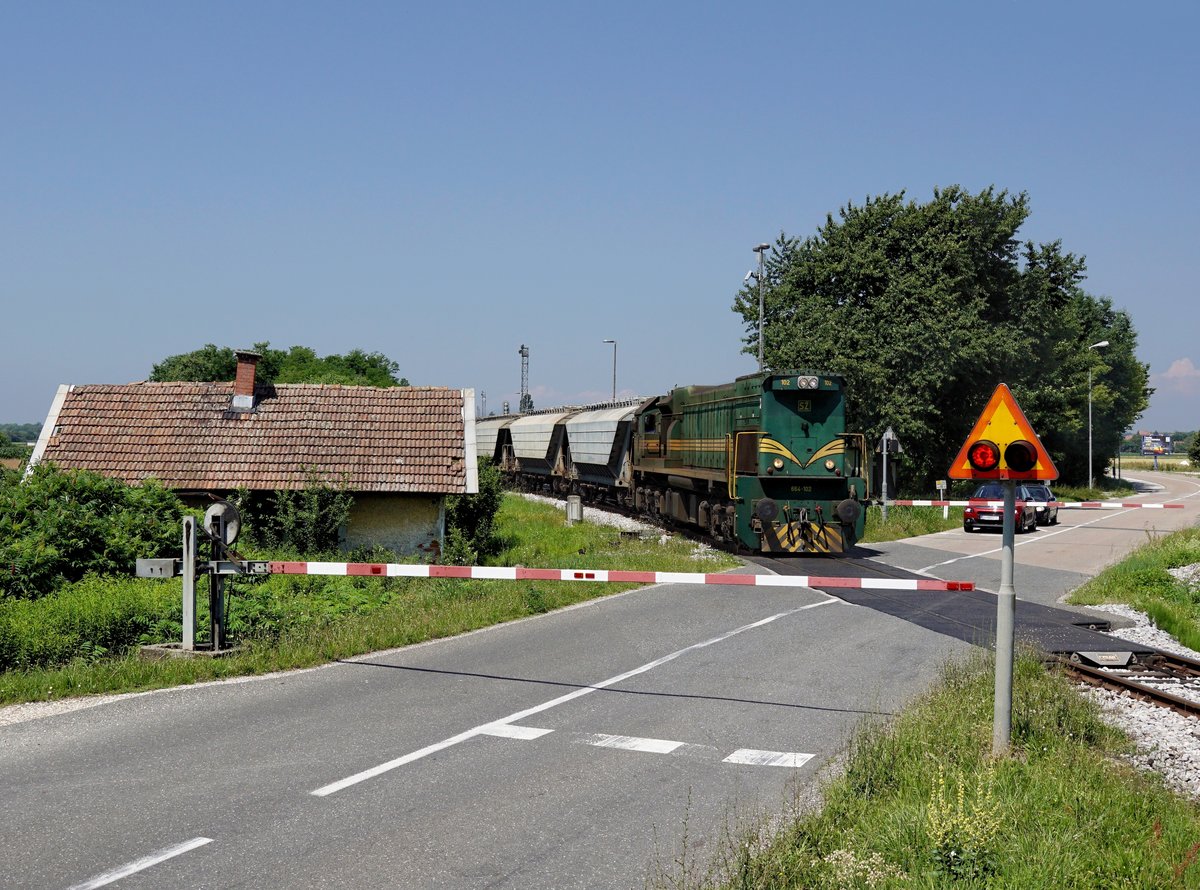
xmin=268 ymin=561 xmax=974 ymax=591
xmin=886 ymin=500 xmax=1185 ymax=510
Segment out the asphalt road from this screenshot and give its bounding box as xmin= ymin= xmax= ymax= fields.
xmin=2 ymin=571 xmax=967 ymax=889
xmin=867 ymin=470 xmax=1200 ymax=609
xmin=2 ymin=471 xmax=1196 ymax=889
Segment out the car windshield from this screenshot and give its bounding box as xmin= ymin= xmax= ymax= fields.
xmin=1026 ymin=485 xmax=1052 ymax=499
xmin=971 ymin=485 xmax=1006 ymax=499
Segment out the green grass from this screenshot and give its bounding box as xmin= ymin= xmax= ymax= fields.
xmin=661 ymin=651 xmax=1200 ymax=889
xmin=1120 ymin=455 xmax=1194 ymax=473
xmin=1052 ymin=478 xmax=1137 ymax=501
xmin=863 ymin=505 xmax=963 ymax=543
xmin=0 ymin=495 xmax=738 ymax=705
xmin=1066 ymin=525 xmax=1200 ymax=651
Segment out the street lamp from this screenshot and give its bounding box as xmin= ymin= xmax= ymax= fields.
xmin=1088 ymin=339 xmax=1109 ymax=489
xmin=602 ymin=339 xmax=617 ymax=401
xmin=753 ymin=243 xmax=770 ymax=371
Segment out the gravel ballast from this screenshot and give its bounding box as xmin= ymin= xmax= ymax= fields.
xmin=1082 ymin=576 xmax=1200 ymax=800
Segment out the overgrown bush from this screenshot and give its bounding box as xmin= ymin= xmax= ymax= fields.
xmin=232 ymin=473 xmax=354 ymax=555
xmin=442 ymin=459 xmax=505 ymax=565
xmin=0 ymin=575 xmax=180 ymax=671
xmin=0 ymin=464 xmax=185 ymax=599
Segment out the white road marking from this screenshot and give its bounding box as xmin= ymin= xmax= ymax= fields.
xmin=580 ymin=733 xmax=684 ymax=754
xmin=484 ymin=725 xmax=812 ymax=766
xmin=917 ymin=507 xmax=1136 ymax=572
xmin=723 ymin=749 xmax=814 ymax=768
xmin=917 ymin=476 xmax=1200 ymax=574
xmin=478 ymin=723 xmax=554 ymax=740
xmin=311 ymin=597 xmax=840 ymax=796
xmin=67 ymin=837 xmax=213 ymax=890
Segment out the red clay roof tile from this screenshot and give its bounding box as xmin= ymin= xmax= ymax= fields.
xmin=38 ymin=382 xmax=467 ymax=494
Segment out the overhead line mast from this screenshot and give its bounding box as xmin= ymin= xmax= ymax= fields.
xmin=519 ymin=344 xmax=532 ymax=413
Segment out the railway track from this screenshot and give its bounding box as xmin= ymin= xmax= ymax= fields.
xmin=1059 ymin=650 xmax=1200 ymax=718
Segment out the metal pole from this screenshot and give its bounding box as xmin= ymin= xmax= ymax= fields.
xmin=210 ymin=514 xmax=225 ymax=651
xmin=754 ymin=243 xmax=769 ymax=371
xmin=1088 ymin=367 xmax=1093 ymax=490
xmin=881 ymin=443 xmax=889 ymax=522
xmin=993 ymin=480 xmax=1017 ymax=755
xmin=603 ymin=339 xmax=617 ymax=401
xmin=1086 ymin=340 xmax=1107 ymax=490
xmin=181 ymin=515 xmax=196 ymax=651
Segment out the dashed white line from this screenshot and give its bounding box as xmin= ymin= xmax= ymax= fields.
xmin=724 ymin=749 xmax=814 ymax=768
xmin=311 ymin=596 xmax=841 ymax=796
xmin=580 ymin=733 xmax=685 ymax=754
xmin=478 ymin=723 xmax=554 ymax=740
xmin=67 ymin=837 xmax=213 ymax=890
xmin=490 ymin=727 xmax=809 ymax=766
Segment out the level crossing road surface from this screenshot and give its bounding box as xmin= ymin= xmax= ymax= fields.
xmin=866 ymin=471 xmax=1200 ymax=611
xmin=747 ymin=471 xmax=1200 ymax=656
xmin=2 ymin=570 xmax=970 ymax=889
xmin=4 ymin=473 xmax=1196 ymax=888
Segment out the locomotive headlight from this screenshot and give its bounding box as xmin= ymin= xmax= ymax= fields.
xmin=773 ymin=458 xmax=784 ymax=470
xmin=824 ymin=459 xmax=837 ymax=471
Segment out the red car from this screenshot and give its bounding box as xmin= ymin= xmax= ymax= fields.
xmin=963 ymin=483 xmax=1037 ymax=534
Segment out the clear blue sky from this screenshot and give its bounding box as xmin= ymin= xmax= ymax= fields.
xmin=3 ymin=2 xmax=1196 ymax=434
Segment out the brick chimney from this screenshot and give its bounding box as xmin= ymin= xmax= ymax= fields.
xmin=232 ymin=350 xmax=260 ymax=411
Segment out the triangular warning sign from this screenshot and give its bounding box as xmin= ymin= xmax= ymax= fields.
xmin=948 ymin=384 xmax=1058 ymax=481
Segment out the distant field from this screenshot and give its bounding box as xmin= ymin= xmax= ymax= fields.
xmin=1119 ymin=454 xmax=1194 ymax=472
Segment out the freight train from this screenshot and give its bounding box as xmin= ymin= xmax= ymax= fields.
xmin=476 ymin=370 xmax=869 ymax=554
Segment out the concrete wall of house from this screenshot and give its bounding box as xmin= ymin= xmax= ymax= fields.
xmin=346 ymin=494 xmax=445 ymax=559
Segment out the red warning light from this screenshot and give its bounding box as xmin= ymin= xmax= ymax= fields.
xmin=966 ymin=440 xmax=1001 ymax=472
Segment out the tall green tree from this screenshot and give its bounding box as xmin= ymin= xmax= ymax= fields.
xmin=149 ymin=343 xmax=409 ymax=387
xmin=734 ymin=187 xmax=1150 ymax=489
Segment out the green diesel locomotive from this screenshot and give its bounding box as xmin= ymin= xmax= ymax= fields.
xmin=476 ymin=370 xmax=869 ymax=554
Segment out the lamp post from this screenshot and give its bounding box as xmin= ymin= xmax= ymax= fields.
xmin=753 ymin=243 xmax=770 ymax=371
xmin=1087 ymin=339 xmax=1109 ymax=489
xmin=602 ymin=339 xmax=617 ymax=401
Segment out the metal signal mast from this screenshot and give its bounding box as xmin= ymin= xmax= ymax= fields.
xmin=518 ymin=344 xmax=532 ymax=413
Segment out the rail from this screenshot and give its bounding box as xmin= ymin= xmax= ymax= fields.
xmin=1057 ymin=651 xmax=1200 ymax=718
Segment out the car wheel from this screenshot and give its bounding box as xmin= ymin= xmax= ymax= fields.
xmin=1050 ymin=515 xmax=1059 ymax=525
xmin=963 ymin=522 xmax=974 ymax=533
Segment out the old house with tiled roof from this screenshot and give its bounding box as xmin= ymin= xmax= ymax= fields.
xmin=29 ymin=352 xmax=478 ymax=556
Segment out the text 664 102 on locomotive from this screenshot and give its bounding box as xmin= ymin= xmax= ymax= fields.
xmin=476 ymin=370 xmax=869 ymax=554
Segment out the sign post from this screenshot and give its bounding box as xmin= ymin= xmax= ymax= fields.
xmin=948 ymin=384 xmax=1058 ymax=755
xmin=879 ymin=426 xmax=903 ymax=521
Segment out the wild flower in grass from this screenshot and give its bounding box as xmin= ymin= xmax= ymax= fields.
xmin=926 ymin=762 xmax=1002 ymax=881
xmin=813 ymin=849 xmax=904 ymax=889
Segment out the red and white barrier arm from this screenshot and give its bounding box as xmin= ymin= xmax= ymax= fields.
xmin=268 ymin=561 xmax=974 ymax=591
xmin=887 ymin=500 xmax=1185 ymax=509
